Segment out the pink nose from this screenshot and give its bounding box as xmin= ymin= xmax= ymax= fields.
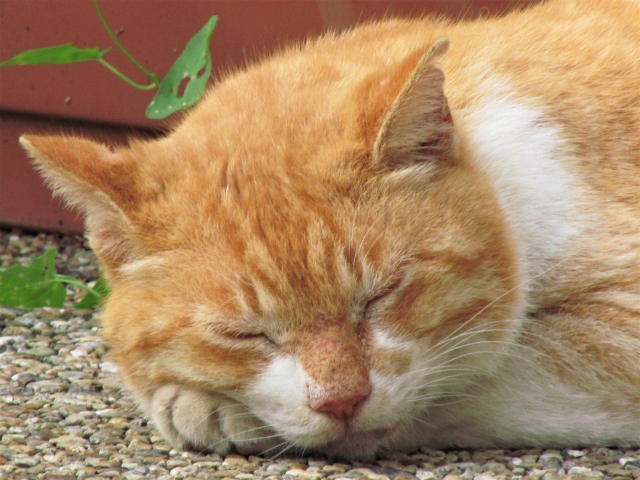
xmin=314 ymin=393 xmax=368 ymax=421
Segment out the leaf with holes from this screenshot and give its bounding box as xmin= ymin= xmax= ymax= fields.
xmin=0 ymin=44 xmax=109 ymax=67
xmin=146 ymin=15 xmax=218 ymax=119
xmin=0 ymin=249 xmax=67 ymax=308
xmin=74 ymin=276 xmax=110 ymax=309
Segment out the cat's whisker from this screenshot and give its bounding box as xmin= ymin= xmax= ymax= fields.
xmin=210 ymin=426 xmax=282 ymax=450
xmin=299 ymin=443 xmax=309 ymax=459
xmin=396 ymin=368 xmax=483 ymax=397
xmin=426 ymin=321 xmax=521 ymax=357
xmin=394 ymin=335 xmax=508 ymax=382
xmin=407 ymin=384 xmax=479 ymax=405
xmin=405 ymin=413 xmax=436 ymax=430
xmin=232 ymin=430 xmax=284 ymax=445
xmin=431 ymin=254 xmax=576 ymax=355
xmin=404 ymin=342 xmax=559 ymax=412
xmin=194 ymin=402 xmax=253 ymax=428
xmin=428 ymin=342 xmax=541 ymax=372
xmin=220 ymin=419 xmax=279 ymax=440
xmin=402 ymin=342 xmax=544 ymax=402
xmin=399 ymin=371 xmax=483 ymax=394
xmin=433 ymin=326 xmax=558 ymax=368
xmin=419 ymin=321 xmax=516 ymax=356
xmin=398 ymin=359 xmax=485 ymax=380
xmin=436 ymin=328 xmax=558 ymax=367
xmin=415 ymin=395 xmax=475 ymax=408
xmin=413 ymin=389 xmax=478 ymax=400
xmin=413 ymin=376 xmax=500 ymax=409
xmin=264 ymin=439 xmax=297 ymax=458
xmin=256 ymin=439 xmax=289 ymax=457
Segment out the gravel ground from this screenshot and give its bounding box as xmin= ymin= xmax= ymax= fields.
xmin=1 ymin=228 xmax=639 ymax=480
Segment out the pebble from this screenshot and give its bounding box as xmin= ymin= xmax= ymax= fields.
xmin=567 ymin=449 xmax=588 ymax=458
xmin=539 ymin=452 xmax=563 ymax=470
xmin=48 ymin=435 xmax=87 ymax=448
xmin=1 ymin=228 xmax=639 ymax=479
xmin=25 ymin=345 xmax=55 ymax=357
xmin=567 ymin=466 xmax=596 ymax=475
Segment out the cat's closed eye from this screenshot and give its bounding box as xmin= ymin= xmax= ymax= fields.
xmin=361 ymin=274 xmax=406 ymax=320
xmin=231 ymin=332 xmax=266 ymax=340
xmin=362 ymin=293 xmax=389 ymax=320
xmin=221 ymin=329 xmax=277 ymax=347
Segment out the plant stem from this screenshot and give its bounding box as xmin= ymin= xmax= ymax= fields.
xmin=54 ymin=275 xmax=103 ymax=299
xmin=98 ymin=58 xmax=157 ymax=90
xmin=91 ymin=0 xmax=161 ymax=87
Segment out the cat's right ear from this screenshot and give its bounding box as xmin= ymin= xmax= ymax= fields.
xmin=373 ymin=38 xmax=453 ymax=170
xmin=20 ymin=135 xmax=141 ymax=274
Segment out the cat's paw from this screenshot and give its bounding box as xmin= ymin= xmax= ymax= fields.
xmin=150 ymin=384 xmax=282 ymax=455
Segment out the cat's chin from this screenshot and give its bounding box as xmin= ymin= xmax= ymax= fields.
xmin=311 ymin=426 xmax=396 ymax=460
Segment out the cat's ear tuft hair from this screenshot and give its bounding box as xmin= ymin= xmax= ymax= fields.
xmin=373 ymin=38 xmax=453 ymax=170
xmin=20 ymin=134 xmax=141 ymax=274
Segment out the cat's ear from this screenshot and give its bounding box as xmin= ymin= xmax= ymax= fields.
xmin=20 ymin=134 xmax=141 ymax=273
xmin=373 ymin=38 xmax=453 ymax=169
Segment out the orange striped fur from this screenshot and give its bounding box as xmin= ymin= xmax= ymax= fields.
xmin=22 ymin=0 xmax=640 ymax=458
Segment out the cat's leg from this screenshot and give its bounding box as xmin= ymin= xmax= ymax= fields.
xmin=150 ymin=385 xmax=283 ymax=455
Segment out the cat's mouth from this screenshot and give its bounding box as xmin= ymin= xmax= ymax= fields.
xmin=315 ymin=426 xmax=397 ymax=457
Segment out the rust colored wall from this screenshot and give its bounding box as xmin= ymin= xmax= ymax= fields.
xmin=0 ymin=112 xmax=142 ymax=232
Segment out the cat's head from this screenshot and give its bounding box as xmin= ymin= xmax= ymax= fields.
xmin=22 ymin=37 xmax=523 ymax=458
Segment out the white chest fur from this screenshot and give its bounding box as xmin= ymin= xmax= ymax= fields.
xmin=457 ymin=88 xmax=583 ymax=301
xmin=403 ymin=85 xmax=640 ymax=449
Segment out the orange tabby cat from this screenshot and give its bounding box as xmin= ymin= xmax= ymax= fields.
xmin=21 ymin=0 xmax=640 ymax=459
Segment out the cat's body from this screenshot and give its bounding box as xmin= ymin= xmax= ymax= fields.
xmin=22 ymin=0 xmax=640 ymax=459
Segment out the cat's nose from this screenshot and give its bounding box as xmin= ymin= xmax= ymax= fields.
xmin=314 ymin=393 xmax=368 ymax=421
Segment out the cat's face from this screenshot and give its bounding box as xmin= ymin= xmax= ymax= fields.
xmin=22 ymin=39 xmax=523 ymax=458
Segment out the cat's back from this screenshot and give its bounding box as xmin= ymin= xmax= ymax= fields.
xmin=432 ymin=0 xmax=640 ymax=305
xmin=442 ymin=0 xmax=640 ymax=205
xmin=317 ymin=0 xmax=640 ymax=187
xmin=186 ymin=0 xmax=640 ymax=190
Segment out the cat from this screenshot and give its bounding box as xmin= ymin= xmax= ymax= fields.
xmin=20 ymin=0 xmax=640 ymax=460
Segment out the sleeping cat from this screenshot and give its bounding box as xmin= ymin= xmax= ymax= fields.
xmin=20 ymin=0 xmax=640 ymax=459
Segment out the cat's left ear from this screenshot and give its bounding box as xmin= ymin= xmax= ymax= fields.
xmin=20 ymin=134 xmax=143 ymax=276
xmin=373 ymin=38 xmax=453 ymax=169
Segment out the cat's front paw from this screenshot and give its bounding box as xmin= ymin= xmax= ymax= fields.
xmin=150 ymin=384 xmax=282 ymax=455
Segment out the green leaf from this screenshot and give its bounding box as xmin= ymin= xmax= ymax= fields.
xmin=146 ymin=15 xmax=218 ymax=119
xmin=0 ymin=44 xmax=109 ymax=67
xmin=0 ymin=250 xmax=66 ymax=308
xmin=74 ymin=276 xmax=110 ymax=309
